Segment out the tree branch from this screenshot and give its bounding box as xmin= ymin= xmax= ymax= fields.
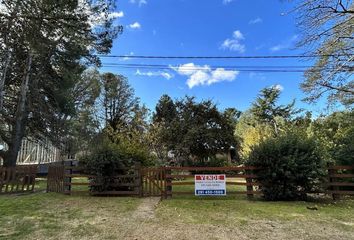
xmin=319 ymin=82 xmax=354 ymax=94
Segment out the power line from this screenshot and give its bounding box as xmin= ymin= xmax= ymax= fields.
xmin=99 ymin=54 xmax=351 ymax=59
xmin=101 ymin=64 xmax=351 ymax=73
xmin=102 ymin=63 xmax=316 ymax=68
xmin=100 ymin=62 xmax=352 ymax=73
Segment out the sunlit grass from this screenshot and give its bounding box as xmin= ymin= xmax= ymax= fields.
xmin=0 ymin=192 xmax=140 ymax=240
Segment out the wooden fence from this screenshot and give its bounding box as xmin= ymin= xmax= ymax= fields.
xmin=47 ymin=163 xmax=142 ymax=196
xmin=0 ymin=165 xmax=37 ymax=194
xmin=142 ymin=167 xmax=166 ymax=197
xmin=327 ymin=165 xmax=354 ymax=199
xmin=46 ymin=163 xmax=354 ymax=200
xmin=47 ymin=164 xmax=65 ymax=193
xmin=164 ymin=166 xmax=261 ymax=198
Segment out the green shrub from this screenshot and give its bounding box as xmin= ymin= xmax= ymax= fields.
xmin=332 ymin=127 xmax=354 ymax=166
xmin=247 ymin=133 xmax=325 ymax=201
xmin=79 ymin=137 xmax=155 ymax=192
xmin=80 ymin=142 xmax=133 ymax=192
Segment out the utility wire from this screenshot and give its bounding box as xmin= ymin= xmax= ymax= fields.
xmin=101 ymin=64 xmax=351 ymax=73
xmin=100 ymin=62 xmax=353 ymax=73
xmin=101 ymin=63 xmax=352 ymax=70
xmin=99 ymin=54 xmax=352 ymax=59
xmin=103 ymin=63 xmax=313 ymax=68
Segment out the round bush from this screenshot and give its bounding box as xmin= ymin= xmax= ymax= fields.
xmin=247 ymin=133 xmax=325 ymax=201
xmin=80 ymin=143 xmax=133 ymax=192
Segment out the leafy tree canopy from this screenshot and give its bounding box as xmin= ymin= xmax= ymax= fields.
xmin=152 ymin=95 xmax=238 ymax=165
xmin=294 ymin=0 xmax=354 ymax=106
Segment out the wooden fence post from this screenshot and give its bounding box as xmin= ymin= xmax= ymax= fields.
xmin=135 ymin=162 xmax=143 ymax=197
xmin=165 ymin=167 xmax=172 ymax=199
xmin=63 ymin=160 xmax=72 ymax=194
xmin=327 ymin=163 xmax=340 ymax=200
xmin=245 ymin=168 xmax=254 ymax=199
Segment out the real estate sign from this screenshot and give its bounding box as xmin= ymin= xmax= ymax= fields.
xmin=194 ymin=174 xmax=226 ymax=196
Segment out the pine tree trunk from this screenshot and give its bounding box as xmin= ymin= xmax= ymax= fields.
xmin=3 ymin=54 xmax=32 ymax=167
xmin=0 ymin=53 xmax=11 ymax=111
xmin=0 ymin=1 xmax=20 ymax=111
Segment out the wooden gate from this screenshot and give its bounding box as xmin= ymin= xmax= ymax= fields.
xmin=141 ymin=167 xmax=166 ymax=197
xmin=47 ymin=164 xmax=65 ymax=193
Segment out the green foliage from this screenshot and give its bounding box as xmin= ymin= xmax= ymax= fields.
xmin=153 ymin=94 xmax=177 ymax=123
xmin=80 ymin=141 xmax=131 ymax=192
xmin=186 ymin=155 xmax=230 ymax=174
xmin=0 ymin=0 xmax=121 ymax=165
xmin=235 ymin=111 xmax=274 ymax=159
xmin=63 ymin=68 xmax=102 ymax=156
xmin=115 ymin=137 xmax=156 ymax=167
xmin=152 ymin=95 xmax=238 ymax=166
xmin=80 ymin=135 xmax=155 ymax=192
xmin=250 ymin=86 xmax=300 ymax=135
xmin=101 ymin=73 xmax=140 ymax=133
xmin=186 ymin=155 xmax=230 ymax=168
xmin=80 ymin=141 xmax=131 ymax=177
xmin=83 ymin=72 xmax=157 ymax=166
xmin=333 ymin=126 xmax=354 ymax=165
xmin=235 ymin=87 xmax=304 ymax=161
xmin=82 ymin=132 xmax=155 ymax=169
xmin=247 ymin=132 xmax=325 ymax=201
xmin=309 ymin=110 xmax=354 ymax=165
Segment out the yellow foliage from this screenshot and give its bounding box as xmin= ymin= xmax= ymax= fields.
xmin=235 ymin=123 xmax=273 ymax=158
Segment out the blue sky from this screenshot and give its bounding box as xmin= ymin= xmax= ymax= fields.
xmin=100 ymin=0 xmax=326 ymax=114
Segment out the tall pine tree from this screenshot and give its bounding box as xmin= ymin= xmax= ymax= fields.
xmin=0 ymin=0 xmax=122 ymax=166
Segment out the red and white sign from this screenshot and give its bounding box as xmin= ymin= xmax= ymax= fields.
xmin=195 ymin=174 xmax=226 ymax=196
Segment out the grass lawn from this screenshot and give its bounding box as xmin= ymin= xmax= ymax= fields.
xmin=0 ymin=179 xmax=353 ymax=239
xmin=0 ymin=180 xmax=141 ymax=240
xmin=154 ymin=195 xmax=354 ymax=239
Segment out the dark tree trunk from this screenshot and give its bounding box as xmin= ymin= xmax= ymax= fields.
xmin=0 ymin=53 xmax=11 ymax=111
xmin=0 ymin=1 xmax=20 ymax=111
xmin=3 ymin=55 xmax=32 ymax=167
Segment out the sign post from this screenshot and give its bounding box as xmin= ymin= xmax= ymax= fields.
xmin=195 ymin=174 xmax=226 ymax=196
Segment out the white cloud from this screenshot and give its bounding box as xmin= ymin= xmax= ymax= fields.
xmin=270 ymin=44 xmax=285 ymax=52
xmin=223 ymin=0 xmax=233 ymax=4
xmin=249 ymin=17 xmax=262 ymax=24
xmin=171 ymin=63 xmax=239 ymax=89
xmin=211 ymin=68 xmax=238 ymax=83
xmin=130 ymin=0 xmax=147 ymax=7
xmin=233 ymin=30 xmax=244 ymax=39
xmin=108 ymin=11 xmax=124 ymax=18
xmin=135 ymin=69 xmax=173 ymax=80
xmin=220 ymin=30 xmax=246 ymax=53
xmin=187 ymin=70 xmax=210 ymax=88
xmin=128 ymin=22 xmax=141 ymax=29
xmin=172 ymin=63 xmax=210 ymax=76
xmin=272 ymin=84 xmax=284 ymax=91
xmin=270 ymin=34 xmax=298 ymax=52
xmin=88 ymin=11 xmax=124 ymax=27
